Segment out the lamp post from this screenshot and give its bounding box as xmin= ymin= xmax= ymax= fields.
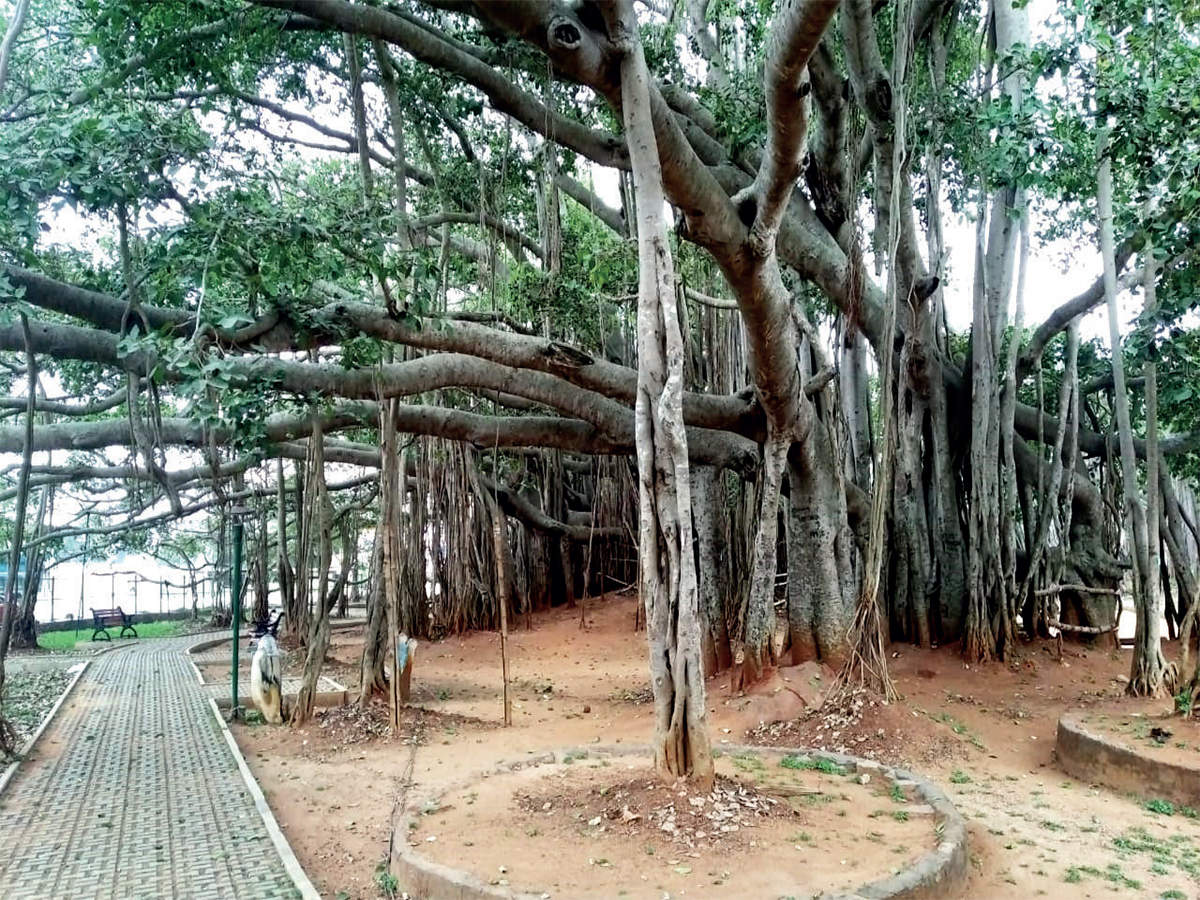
xmin=228 ymin=505 xmax=252 ymax=720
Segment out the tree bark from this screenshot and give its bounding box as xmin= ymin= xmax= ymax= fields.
xmin=293 ymin=423 xmax=333 ymax=725
xmin=736 ymin=435 xmax=788 ymax=686
xmin=8 ymin=486 xmax=50 ymax=650
xmin=1098 ymin=137 xmax=1170 ymax=696
xmin=610 ymin=0 xmax=713 ymax=786
xmin=692 ymin=465 xmax=732 ymax=674
xmin=0 ymin=314 xmax=39 ymax=753
xmin=358 ymin=530 xmax=389 ymax=705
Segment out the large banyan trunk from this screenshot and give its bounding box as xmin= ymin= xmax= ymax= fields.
xmin=252 ymin=505 xmax=270 ymax=627
xmin=275 ymin=458 xmax=294 ymax=631
xmin=841 ymin=331 xmax=873 ymax=490
xmin=290 ymin=458 xmax=313 ymax=645
xmin=399 ymin=438 xmax=429 ymax=637
xmin=738 ymin=435 xmax=789 ymax=686
xmin=8 ymin=486 xmax=50 ymax=650
xmin=962 ymin=0 xmax=1030 ymax=662
xmin=0 ymin=314 xmax=37 ymax=753
xmin=614 ymin=0 xmax=713 ymax=786
xmin=293 ymin=425 xmax=333 ymax=725
xmin=890 ymin=329 xmax=934 ymax=648
xmin=692 ymin=466 xmax=732 ymax=675
xmin=786 ymin=418 xmax=855 ymax=666
xmin=358 ymin=532 xmax=389 ymax=704
xmin=1098 ymin=144 xmax=1172 ymax=696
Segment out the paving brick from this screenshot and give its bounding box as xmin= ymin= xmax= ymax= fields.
xmin=0 ymin=636 xmax=302 ymax=899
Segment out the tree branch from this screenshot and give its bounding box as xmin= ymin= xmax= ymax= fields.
xmin=745 ymin=0 xmax=839 ymax=251
xmin=252 ymin=0 xmax=629 ymax=169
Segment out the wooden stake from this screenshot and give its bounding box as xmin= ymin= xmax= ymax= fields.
xmin=492 ymin=496 xmax=513 ymax=727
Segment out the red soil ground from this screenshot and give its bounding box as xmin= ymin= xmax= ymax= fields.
xmin=232 ymin=592 xmax=1200 ymax=899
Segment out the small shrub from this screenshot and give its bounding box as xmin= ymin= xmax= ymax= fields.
xmin=1145 ymin=798 xmax=1176 ymax=816
xmin=374 ymin=861 xmax=399 ymax=899
xmin=949 ymin=770 xmax=971 ymax=784
xmin=1102 ymin=863 xmax=1141 ymax=890
xmin=1175 ymin=689 xmax=1193 ymax=715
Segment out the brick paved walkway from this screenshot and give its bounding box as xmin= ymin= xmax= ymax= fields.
xmin=0 ymin=637 xmax=302 ymax=899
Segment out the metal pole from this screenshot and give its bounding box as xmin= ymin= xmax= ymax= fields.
xmin=77 ymin=562 xmax=84 ymax=641
xmin=230 ymin=516 xmax=244 ymax=718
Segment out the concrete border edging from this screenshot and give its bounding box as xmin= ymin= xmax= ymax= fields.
xmin=207 ymin=697 xmax=321 ymax=900
xmin=186 ymin=618 xmax=364 ymax=662
xmin=389 ymin=743 xmax=968 ymax=900
xmin=186 ymin=634 xmax=349 ymax=710
xmin=1056 ymin=714 xmax=1200 ymax=806
xmin=0 ymin=659 xmax=90 ymax=797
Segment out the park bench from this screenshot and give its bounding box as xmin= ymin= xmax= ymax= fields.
xmin=90 ymin=607 xmax=137 ymax=641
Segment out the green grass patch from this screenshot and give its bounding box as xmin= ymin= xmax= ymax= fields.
xmin=38 ymin=618 xmax=190 ymax=650
xmin=929 ymin=712 xmax=985 ymax=748
xmin=1113 ymin=826 xmax=1200 ymax=881
xmin=1145 ymin=798 xmax=1176 ymax=816
xmin=732 ymin=752 xmax=765 ymax=772
xmin=949 ymin=770 xmax=971 ymax=784
xmin=779 ymin=754 xmax=845 ymax=776
xmin=1063 ymin=864 xmax=1141 ymax=890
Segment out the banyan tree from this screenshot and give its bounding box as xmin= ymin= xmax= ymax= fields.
xmin=1 ymin=0 xmax=1200 ymax=772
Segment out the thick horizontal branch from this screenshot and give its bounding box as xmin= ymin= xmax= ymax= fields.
xmin=482 ymin=473 xmax=626 ymax=541
xmin=0 ymin=404 xmax=378 ymax=454
xmin=2 ymin=271 xmax=764 ymax=435
xmin=24 ymin=475 xmax=376 ymax=551
xmin=1013 ymin=402 xmax=1200 ymax=460
xmin=6 ymin=265 xmax=191 ymax=334
xmin=0 ymin=387 xmax=127 ymax=417
xmin=1017 ymin=251 xmax=1135 ymax=377
xmin=554 ymin=173 xmax=627 ymax=236
xmin=253 ymin=0 xmax=629 ymax=169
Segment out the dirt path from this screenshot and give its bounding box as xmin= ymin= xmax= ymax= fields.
xmin=235 ymin=594 xmax=1200 ymax=899
xmin=885 ymin=642 xmax=1200 ymax=899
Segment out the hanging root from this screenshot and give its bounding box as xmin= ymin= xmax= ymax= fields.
xmin=1130 ymin=650 xmax=1177 ymax=700
xmin=0 ymin=716 xmax=18 ymax=758
xmin=825 ymin=592 xmax=897 ymax=707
